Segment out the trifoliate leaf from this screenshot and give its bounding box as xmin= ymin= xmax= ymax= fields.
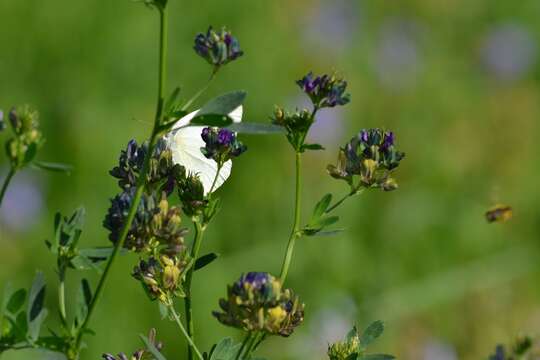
xmin=359 ymin=321 xmax=385 ymax=349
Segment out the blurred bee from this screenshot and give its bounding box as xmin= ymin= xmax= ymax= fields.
xmin=485 ymin=204 xmax=512 ymax=223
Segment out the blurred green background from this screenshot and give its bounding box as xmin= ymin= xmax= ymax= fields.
xmin=1 ymin=0 xmax=540 ymax=359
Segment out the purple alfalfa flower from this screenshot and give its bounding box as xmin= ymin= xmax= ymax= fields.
xmin=359 ymin=130 xmax=369 ymax=143
xmin=200 ymin=127 xmax=247 ymax=164
xmin=296 ymin=71 xmax=350 ymax=109
xmin=381 ymin=131 xmax=394 ymax=151
xmin=297 ymin=72 xmax=321 ymax=94
xmin=217 ymin=128 xmax=235 ymax=146
xmin=201 ymin=127 xmax=211 ymax=142
xmin=242 ymin=272 xmax=271 ymax=288
xmin=193 ymin=26 xmax=243 ymax=68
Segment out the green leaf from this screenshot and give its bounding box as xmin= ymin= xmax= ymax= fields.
xmin=311 ymin=194 xmax=333 ymax=222
xmin=302 ymin=143 xmax=325 ymax=151
xmin=78 ymin=247 xmax=118 ymax=262
xmin=33 ymin=161 xmax=73 ymax=174
xmin=74 ymin=279 xmax=92 ymax=329
xmin=15 ymin=311 xmax=28 ymax=339
xmin=360 ymin=354 xmax=395 ymax=360
xmin=360 ymin=321 xmax=385 ymax=349
xmin=199 ymin=91 xmax=246 ymax=116
xmin=310 ymin=229 xmax=345 ymax=237
xmin=7 ymin=289 xmax=26 ymax=314
xmin=70 ymin=255 xmax=102 ymax=273
xmin=27 ymin=272 xmax=47 ymax=341
xmin=194 ymin=253 xmax=219 ymax=271
xmin=158 ymin=302 xmax=169 ymax=320
xmin=0 ymin=283 xmax=13 ymax=333
xmin=140 ymin=334 xmax=167 ymax=360
xmin=226 ymin=122 xmax=284 ymax=134
xmin=27 ymin=273 xmax=46 ymax=323
xmin=191 ymin=114 xmax=233 ymax=127
xmin=23 ymin=143 xmax=38 ymax=164
xmin=209 ymin=338 xmax=241 ymax=360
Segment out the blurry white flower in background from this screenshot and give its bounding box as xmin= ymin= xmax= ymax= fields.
xmin=374 ymin=18 xmax=424 ymax=91
xmin=422 ymin=338 xmax=458 ymax=360
xmin=301 ymin=0 xmax=361 ymax=55
xmin=292 ymin=295 xmax=357 ymax=359
xmin=480 ymin=23 xmax=537 ymax=82
xmin=291 ymin=96 xmax=346 ymax=149
xmin=0 ymin=169 xmax=44 ymax=233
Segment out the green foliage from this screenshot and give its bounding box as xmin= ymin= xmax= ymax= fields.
xmin=303 ymin=194 xmax=342 ymax=236
xmin=194 ymin=253 xmax=219 ymax=271
xmin=328 ymin=322 xmax=394 ymax=360
xmin=191 ymin=91 xmax=247 ymax=126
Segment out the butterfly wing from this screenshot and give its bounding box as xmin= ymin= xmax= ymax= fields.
xmin=166 ymin=105 xmax=242 ymax=194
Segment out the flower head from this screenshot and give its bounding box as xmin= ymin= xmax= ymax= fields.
xmin=174 ymin=166 xmax=208 ymax=217
xmin=110 ymin=139 xmax=178 ymax=194
xmin=194 ymin=27 xmax=243 ymax=70
xmin=103 ymin=190 xmax=187 ymax=254
xmin=297 ymin=72 xmax=351 ymax=108
xmin=213 ymin=272 xmax=304 ymax=337
xmin=132 ymin=253 xmax=190 ymax=303
xmin=200 ymin=127 xmax=247 ymax=165
xmin=328 ymin=129 xmax=405 ymax=190
xmin=4 ymin=105 xmax=44 ymax=169
xmin=271 ymin=107 xmax=314 ymax=151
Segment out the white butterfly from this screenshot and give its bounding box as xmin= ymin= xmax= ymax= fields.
xmin=165 ymin=106 xmax=243 ymax=195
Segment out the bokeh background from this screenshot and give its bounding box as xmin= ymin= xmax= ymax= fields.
xmin=1 ymin=0 xmax=540 ymax=359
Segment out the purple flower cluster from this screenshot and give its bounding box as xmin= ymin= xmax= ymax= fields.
xmin=328 ymin=128 xmax=405 ymax=190
xmin=194 ymin=27 xmax=243 ymax=69
xmin=297 ymin=72 xmax=351 ymax=108
xmin=200 ymin=127 xmax=247 ymax=165
xmin=110 ymin=139 xmax=177 ymax=194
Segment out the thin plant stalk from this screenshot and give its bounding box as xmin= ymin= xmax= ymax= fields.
xmin=279 ymin=151 xmax=302 ymax=282
xmin=236 ymin=332 xmax=252 ymax=360
xmin=184 ymin=221 xmax=205 ymax=360
xmin=58 ymin=270 xmax=67 ymax=326
xmin=181 ymin=70 xmax=217 ymax=111
xmin=73 ymin=5 xmax=169 ymax=354
xmin=279 ymin=107 xmax=318 ymax=283
xmin=169 ymin=305 xmax=204 ymax=360
xmin=0 ymin=167 xmax=15 ymax=207
xmin=325 ymin=187 xmax=365 ymax=214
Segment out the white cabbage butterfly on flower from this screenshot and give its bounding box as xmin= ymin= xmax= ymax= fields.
xmin=165 ymin=106 xmax=243 ymax=195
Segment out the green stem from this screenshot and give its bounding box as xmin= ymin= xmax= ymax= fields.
xmin=58 ymin=269 xmax=67 ymax=326
xmin=74 ymin=5 xmax=169 ymax=353
xmin=169 ymin=304 xmax=204 ymax=360
xmin=184 ymin=221 xmax=205 ymax=360
xmin=236 ymin=332 xmax=252 ymax=360
xmin=208 ymin=163 xmax=222 ymax=195
xmin=251 ymin=333 xmax=266 ymax=353
xmin=325 ymin=187 xmax=365 ymax=214
xmin=181 ymin=70 xmax=217 ymax=111
xmin=243 ymin=332 xmax=260 ymax=359
xmin=279 ymin=151 xmax=302 ymax=283
xmin=0 ymin=167 xmax=15 ymax=207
